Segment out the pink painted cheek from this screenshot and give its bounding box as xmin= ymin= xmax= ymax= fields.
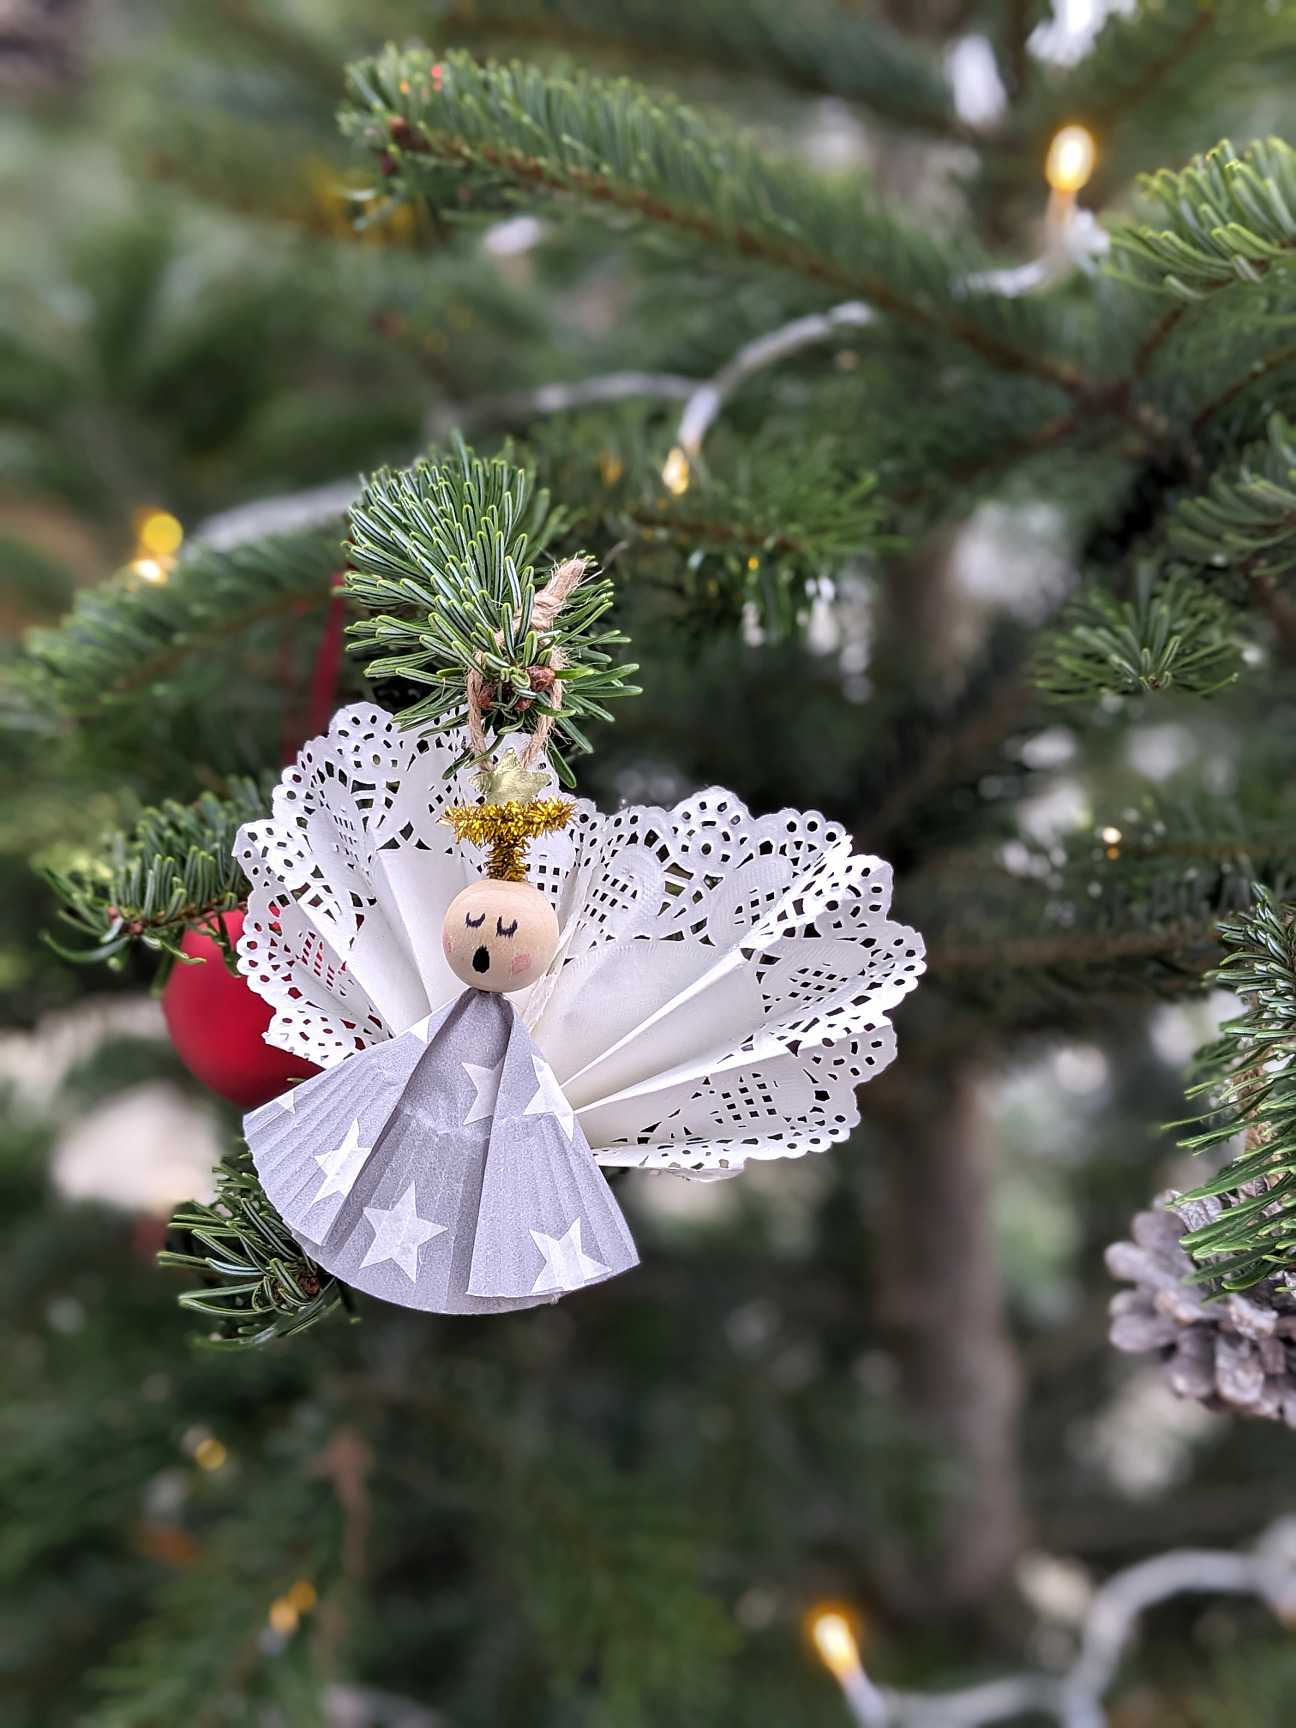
xmin=510 ymin=950 xmax=532 ymax=977
xmin=442 ymin=930 xmax=452 ymax=956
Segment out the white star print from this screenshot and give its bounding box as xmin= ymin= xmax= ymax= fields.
xmin=524 ymin=1054 xmax=575 ymax=1141
xmin=359 ymin=1183 xmax=446 ymax=1281
xmin=312 ymin=1120 xmax=371 ymax=1204
xmin=461 ymin=1057 xmax=505 ymax=1125
xmin=530 ymin=1219 xmax=610 ymax=1294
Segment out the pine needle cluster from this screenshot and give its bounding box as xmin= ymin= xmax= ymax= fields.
xmin=1177 ymin=894 xmax=1296 ymax=1289
xmin=346 ymin=439 xmax=639 ymax=778
xmin=42 ymin=783 xmax=268 ymax=980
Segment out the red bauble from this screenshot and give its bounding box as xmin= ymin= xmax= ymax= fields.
xmin=162 ymin=910 xmax=319 ymax=1108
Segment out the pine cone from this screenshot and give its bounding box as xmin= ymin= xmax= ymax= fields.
xmin=0 ymin=0 xmax=86 ymax=87
xmin=1106 ymin=1196 xmax=1296 ymax=1426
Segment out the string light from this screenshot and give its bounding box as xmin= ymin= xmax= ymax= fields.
xmin=264 ymin=1580 xmax=317 ymax=1644
xmin=1045 ymin=124 xmax=1096 ymax=195
xmin=599 ymin=448 xmax=625 ymax=485
xmin=129 ymin=507 xmax=184 ymax=584
xmin=268 ymin=1598 xmax=299 ymax=1636
xmin=193 ymin=1436 xmax=227 ymax=1471
xmin=1099 ymin=826 xmax=1122 ymax=845
xmin=661 ymin=445 xmax=691 ymax=496
xmin=811 ymin=1609 xmax=861 ymax=1679
xmin=136 ymin=510 xmax=184 ymax=557
xmin=808 ymin=1606 xmax=887 ymax=1726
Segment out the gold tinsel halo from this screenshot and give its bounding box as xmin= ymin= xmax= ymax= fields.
xmin=442 ymin=797 xmax=575 ymax=881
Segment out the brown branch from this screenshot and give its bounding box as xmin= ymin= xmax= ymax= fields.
xmin=927 ymin=922 xmax=1219 ymax=976
xmin=1087 ymin=3 xmax=1216 ymax=128
xmin=890 ymin=409 xmax=1084 ymax=508
xmin=1133 ymin=305 xmax=1185 ymax=377
xmin=1193 ymin=345 xmax=1296 ymax=432
xmin=860 ymin=677 xmax=1035 ymax=846
xmin=218 ymin=0 xmax=344 ymax=96
xmin=389 ymin=129 xmax=1085 ymax=395
xmin=73 ymin=587 xmax=341 ymax=715
xmin=1002 ymin=0 xmax=1031 ymax=98
xmin=1117 ymin=837 xmax=1294 ymax=863
xmin=1243 ymin=566 xmax=1296 ymax=657
xmin=622 ymin=510 xmax=827 ymax=557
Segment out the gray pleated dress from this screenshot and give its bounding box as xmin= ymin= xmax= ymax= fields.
xmin=244 ymin=990 xmax=639 ymax=1314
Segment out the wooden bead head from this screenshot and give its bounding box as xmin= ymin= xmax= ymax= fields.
xmin=442 ymin=879 xmax=559 ymax=993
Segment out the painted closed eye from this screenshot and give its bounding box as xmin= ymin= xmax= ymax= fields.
xmin=465 ymin=912 xmax=486 ymax=929
xmin=496 ymin=917 xmax=519 ymax=938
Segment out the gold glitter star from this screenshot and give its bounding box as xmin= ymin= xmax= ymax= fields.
xmin=472 ymin=750 xmax=553 ymax=806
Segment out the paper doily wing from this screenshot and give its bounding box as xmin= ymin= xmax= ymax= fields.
xmin=236 ymin=709 xmax=925 ymax=1179
xmin=522 ymin=790 xmax=924 ymax=1173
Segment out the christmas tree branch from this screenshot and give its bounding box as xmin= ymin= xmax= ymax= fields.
xmin=1191 ymin=345 xmax=1296 ymax=431
xmin=341 ymin=1376 xmax=735 ymax=1708
xmin=1109 ymin=136 xmax=1296 ymax=301
xmin=1173 ymin=892 xmax=1296 ymax=1290
xmin=556 ymin=426 xmax=888 ymax=635
xmin=862 ymin=678 xmax=1035 ymax=848
xmin=427 ymin=369 xmax=697 ymax=440
xmin=17 ymin=528 xmax=344 ymax=726
xmin=439 ymin=0 xmax=961 ymax=138
xmin=83 ymin=1465 xmax=342 ymax=1725
xmin=345 ymin=438 xmax=639 ymax=778
xmin=1170 ymin=414 xmax=1296 ymax=581
xmin=1034 ymin=564 xmax=1244 ymax=703
xmin=341 ymin=50 xmax=1083 ymax=394
xmin=160 ymin=1147 xmax=350 ymax=1348
xmin=216 ymin=0 xmax=345 ymax=97
xmin=1023 ymin=0 xmax=1219 ymax=140
xmin=42 ymin=782 xmax=268 ymax=979
xmin=671 ymin=301 xmax=874 ymax=456
xmin=928 ymin=923 xmax=1217 ymax=980
xmin=917 ymin=806 xmax=1296 ymax=1009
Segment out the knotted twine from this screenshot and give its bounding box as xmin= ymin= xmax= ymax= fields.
xmin=464 ymin=556 xmax=587 ymax=767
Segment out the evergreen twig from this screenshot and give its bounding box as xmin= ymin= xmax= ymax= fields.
xmin=42 ymin=782 xmax=268 ymax=983
xmin=18 ymin=528 xmax=345 ymax=723
xmin=1110 ymin=136 xmax=1296 ymax=301
xmin=440 ymin=0 xmax=960 ymax=137
xmin=340 ymin=48 xmax=1084 ymax=393
xmin=346 ymin=438 xmax=639 ymax=780
xmin=1176 ymin=892 xmax=1296 ymax=1289
xmin=160 ymin=1146 xmax=351 ymax=1349
xmin=1035 ymin=563 xmax=1244 ymax=703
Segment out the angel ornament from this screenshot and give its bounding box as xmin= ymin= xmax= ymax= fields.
xmin=246 ymin=750 xmax=640 ymax=1314
xmin=237 ymin=450 xmax=924 ymax=1316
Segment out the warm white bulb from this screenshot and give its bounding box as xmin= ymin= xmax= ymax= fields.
xmin=661 ymin=446 xmax=691 ymax=496
xmin=136 ymin=509 xmax=184 ymax=557
xmin=1046 ymin=125 xmax=1096 ymax=194
xmin=811 ymin=1611 xmax=860 ymax=1679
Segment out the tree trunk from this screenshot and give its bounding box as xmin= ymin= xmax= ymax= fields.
xmin=867 ymin=1063 xmax=1026 ymax=1614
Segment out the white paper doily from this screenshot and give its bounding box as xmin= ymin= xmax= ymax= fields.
xmin=236 ymin=705 xmax=924 ymax=1176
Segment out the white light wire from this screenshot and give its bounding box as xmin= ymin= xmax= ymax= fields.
xmin=830 ymin=1526 xmax=1296 ymax=1728
xmin=194 ymin=201 xmax=1098 ymax=551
